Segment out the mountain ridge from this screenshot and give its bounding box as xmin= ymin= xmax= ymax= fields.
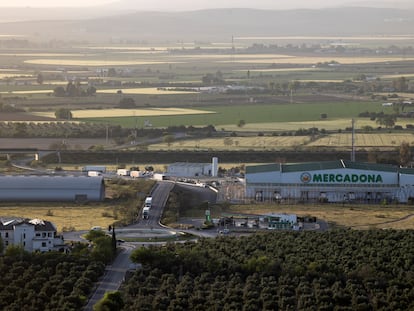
xmin=1 ymin=7 xmax=413 ymax=43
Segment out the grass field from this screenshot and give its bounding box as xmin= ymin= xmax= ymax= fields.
xmin=308 ymin=133 xmax=414 ymax=147
xmin=149 ymin=136 xmax=310 ymax=150
xmin=81 ymin=101 xmax=388 ymax=128
xmin=149 ymin=132 xmax=414 ymax=150
xmin=0 ymin=205 xmax=114 ymax=232
xmin=226 ymin=204 xmax=414 ymax=229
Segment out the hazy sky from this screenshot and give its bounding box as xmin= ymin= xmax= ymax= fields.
xmin=0 ymin=0 xmax=114 ymax=7
xmin=0 ymin=0 xmax=411 ymax=9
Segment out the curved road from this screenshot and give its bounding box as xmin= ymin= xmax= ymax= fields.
xmin=83 ymin=181 xmax=217 ymax=311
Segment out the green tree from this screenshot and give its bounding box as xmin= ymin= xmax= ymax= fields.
xmin=94 ymin=291 xmax=124 ymax=311
xmin=399 ymin=141 xmax=411 ymax=166
xmin=107 ymin=68 xmax=117 ymax=77
xmin=87 ymin=86 xmax=97 ymax=96
xmin=66 ymin=81 xmax=78 ymax=97
xmin=55 ymin=108 xmax=72 ymax=120
xmin=237 ymin=120 xmax=246 ymax=128
xmin=84 ymin=229 xmax=106 ymax=241
xmin=53 ymin=86 xmax=66 ymax=97
xmin=36 ymin=72 xmax=44 ymax=85
xmin=13 ymin=123 xmax=27 ymax=137
xmin=111 ymin=225 xmax=117 ymax=256
xmin=376 ymin=114 xmax=396 ymax=128
xmin=163 ymin=134 xmax=175 ymax=147
xmin=223 ymin=137 xmax=233 ymax=147
xmin=393 ymin=76 xmax=409 ymax=92
xmin=119 ymin=97 xmax=136 ymax=108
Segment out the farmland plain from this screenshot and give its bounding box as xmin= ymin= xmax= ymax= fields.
xmin=1 ymin=41 xmax=414 ymax=143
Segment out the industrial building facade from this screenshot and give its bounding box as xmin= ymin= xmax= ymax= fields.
xmin=166 ymin=158 xmax=218 ymax=178
xmin=245 ymin=160 xmax=414 ymax=204
xmin=0 ymin=176 xmax=105 ymax=202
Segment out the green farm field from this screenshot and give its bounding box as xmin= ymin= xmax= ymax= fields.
xmin=81 ymin=101 xmax=394 ymax=129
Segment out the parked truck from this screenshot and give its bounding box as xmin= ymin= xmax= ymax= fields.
xmin=87 ymin=171 xmax=102 ymax=177
xmin=130 ymin=170 xmax=144 ymax=178
xmin=117 ymin=169 xmax=130 ymax=176
xmin=142 ymin=196 xmax=152 ymax=219
xmin=82 ymin=166 xmax=106 ymax=173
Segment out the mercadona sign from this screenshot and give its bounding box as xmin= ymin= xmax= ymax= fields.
xmin=300 ymin=172 xmax=383 ymax=184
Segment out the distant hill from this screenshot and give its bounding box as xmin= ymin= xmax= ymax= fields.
xmin=1 ymin=7 xmax=414 ymax=43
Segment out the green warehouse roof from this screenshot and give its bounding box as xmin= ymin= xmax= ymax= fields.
xmin=246 ymin=160 xmax=400 ymax=174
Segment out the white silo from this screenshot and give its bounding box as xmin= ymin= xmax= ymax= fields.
xmin=212 ymin=157 xmax=218 ymax=177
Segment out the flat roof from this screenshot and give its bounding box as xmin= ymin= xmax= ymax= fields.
xmin=247 ymin=160 xmax=400 ymax=174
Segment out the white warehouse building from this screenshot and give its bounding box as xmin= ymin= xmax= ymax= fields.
xmin=245 ymin=160 xmax=414 ymax=204
xmin=0 ymin=175 xmax=105 ymax=202
xmin=167 ymin=162 xmax=213 ymax=178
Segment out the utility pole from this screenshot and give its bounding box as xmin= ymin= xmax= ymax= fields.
xmin=351 ymin=119 xmax=355 ymax=162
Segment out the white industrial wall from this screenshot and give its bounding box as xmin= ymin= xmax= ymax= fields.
xmin=246 ymin=167 xmax=410 ymax=203
xmin=0 ymin=176 xmax=105 ymax=201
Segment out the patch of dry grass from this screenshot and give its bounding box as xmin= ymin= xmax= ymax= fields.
xmin=308 ymin=133 xmax=414 ymax=147
xmin=97 ymin=87 xmax=198 ymax=95
xmin=34 ymin=107 xmax=215 ymax=119
xmin=150 ymin=136 xmax=309 ymax=150
xmin=24 ymin=59 xmax=183 ymax=66
xmin=0 ymin=205 xmax=115 ymax=232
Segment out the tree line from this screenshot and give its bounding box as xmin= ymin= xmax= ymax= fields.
xmin=122 ymin=229 xmax=414 ymax=310
xmin=0 ymin=246 xmax=106 ymax=310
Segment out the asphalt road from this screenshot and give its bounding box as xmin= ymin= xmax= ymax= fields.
xmin=81 ymin=181 xmax=217 ymax=310
xmin=132 ymin=181 xmax=175 ymax=228
xmin=84 ymin=245 xmax=134 ymax=311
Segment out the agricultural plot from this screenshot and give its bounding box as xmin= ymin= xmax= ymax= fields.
xmin=224 ymin=119 xmax=378 ymax=132
xmin=24 ymin=59 xmax=183 ymax=66
xmin=149 ymin=132 xmax=414 ymax=151
xmin=308 ymin=133 xmax=414 ymax=148
xmin=0 ymin=138 xmax=109 ymax=149
xmin=34 ymin=108 xmax=215 ymax=119
xmin=80 ymin=101 xmax=388 ymax=129
xmin=150 ymin=136 xmax=310 ymax=150
xmin=97 ymin=87 xmax=198 ymax=95
xmin=218 ymin=56 xmax=414 ymax=65
xmin=1 ymin=87 xmax=199 ymax=95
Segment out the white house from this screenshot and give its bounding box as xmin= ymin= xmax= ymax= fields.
xmin=0 ymin=218 xmax=65 ymax=253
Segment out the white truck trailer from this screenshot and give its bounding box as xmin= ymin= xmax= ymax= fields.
xmin=142 ymin=196 xmax=152 ymax=219
xmin=130 ymin=170 xmax=144 ymax=178
xmin=82 ymin=166 xmax=106 ymax=173
xmin=117 ymin=169 xmax=130 ymax=176
xmin=87 ymin=171 xmax=102 ymax=177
